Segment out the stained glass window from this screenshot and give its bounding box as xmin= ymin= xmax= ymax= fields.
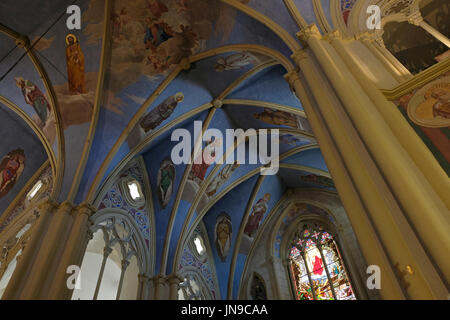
xmin=289 ymin=223 xmax=356 ymax=300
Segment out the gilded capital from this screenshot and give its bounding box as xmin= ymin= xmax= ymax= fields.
xmin=291 ymin=50 xmax=309 ymax=66
xmin=355 ymin=31 xmax=372 ymax=42
xmin=356 ymin=31 xmax=386 ymax=48
xmin=324 ymin=30 xmax=342 ymax=42
xmin=407 ymin=10 xmax=423 ymax=26
xmin=58 ymin=200 xmax=75 ymax=215
xmin=153 ymin=274 xmax=166 ymax=285
xmin=283 ymin=70 xmax=300 ymax=87
xmin=76 ymin=202 xmax=96 ymax=218
xmin=297 ymin=24 xmax=321 ymax=42
xmin=37 ymin=198 xmax=58 ymax=214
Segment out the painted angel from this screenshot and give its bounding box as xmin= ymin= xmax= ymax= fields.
xmin=215 ymin=51 xmax=259 ymax=72
xmin=205 ymin=161 xmax=239 ymax=197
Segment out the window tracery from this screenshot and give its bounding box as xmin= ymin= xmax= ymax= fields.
xmin=288 ymin=222 xmax=356 ymax=300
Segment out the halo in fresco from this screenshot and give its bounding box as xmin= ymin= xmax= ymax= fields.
xmin=214 ymin=212 xmax=232 ymax=262
xmin=408 ymin=76 xmax=450 ymax=128
xmin=0 ymin=149 xmax=26 ymax=199
xmin=157 ymin=158 xmax=175 ymax=209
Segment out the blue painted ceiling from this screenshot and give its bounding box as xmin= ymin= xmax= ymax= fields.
xmin=0 ymin=0 xmax=343 ymax=299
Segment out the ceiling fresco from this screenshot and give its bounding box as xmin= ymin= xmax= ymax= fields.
xmin=0 ymin=0 xmax=348 ymax=299
xmin=0 ymin=104 xmax=48 ymax=215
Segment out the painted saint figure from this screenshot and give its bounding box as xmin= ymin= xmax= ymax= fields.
xmin=157 ymin=158 xmax=175 ymax=209
xmin=0 ymin=149 xmax=25 ymax=199
xmin=254 ymin=108 xmax=302 ymax=128
xmin=15 ymin=77 xmax=51 ymax=125
xmin=205 ymin=161 xmax=240 ymax=197
xmin=431 ymin=88 xmax=450 ymax=119
xmin=215 ymin=51 xmax=258 ymax=72
xmin=301 ymin=174 xmax=335 ymax=188
xmin=280 ymin=134 xmax=303 ymax=146
xmin=140 ymin=93 xmax=184 ymax=133
xmin=66 ymin=34 xmax=86 ymax=94
xmin=147 ymin=0 xmax=168 ymax=19
xmin=144 ymin=18 xmax=174 ymax=52
xmin=112 ymin=8 xmax=129 ymax=40
xmin=189 ymin=138 xmax=223 ymax=185
xmin=244 ymin=193 xmax=271 ymax=237
xmin=215 ymin=212 xmax=232 ymax=262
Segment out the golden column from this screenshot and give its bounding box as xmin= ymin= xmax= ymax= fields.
xmin=286 ymin=24 xmax=449 ymax=299
xmin=407 ymin=11 xmax=450 ymax=48
xmin=2 ymin=201 xmax=96 ymax=299
xmin=355 ymin=32 xmax=412 ymax=83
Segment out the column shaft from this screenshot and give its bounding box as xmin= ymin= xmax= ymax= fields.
xmin=1 ymin=200 xmax=56 ymax=299
xmin=419 ymin=20 xmax=450 ymax=48
xmin=285 ymin=71 xmax=404 ymax=299
xmin=46 ymin=204 xmax=95 ymax=299
xmin=291 ymin=37 xmax=447 ymax=298
xmin=299 ymin=27 xmax=450 ymax=292
xmin=18 ymin=201 xmax=73 ymax=299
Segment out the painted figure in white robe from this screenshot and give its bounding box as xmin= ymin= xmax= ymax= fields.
xmin=215 ymin=212 xmax=232 ymax=262
xmin=215 ymin=51 xmax=258 ymax=72
xmin=157 ymin=158 xmax=175 ymax=209
xmin=205 ymin=161 xmax=239 ymax=197
xmin=244 ymin=193 xmax=271 ymax=237
xmin=139 ymin=92 xmax=184 ymax=133
xmin=15 ymin=77 xmax=51 ymax=125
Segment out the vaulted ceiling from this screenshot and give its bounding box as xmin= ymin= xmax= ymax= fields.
xmin=0 ymin=0 xmax=394 ymax=299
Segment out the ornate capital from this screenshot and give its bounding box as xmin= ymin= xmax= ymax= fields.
xmin=76 ymin=202 xmax=96 ymax=218
xmin=58 ymin=200 xmax=75 ymax=215
xmin=324 ymin=30 xmax=342 ymax=42
xmin=152 ymin=274 xmax=166 ymax=286
xmin=355 ymin=31 xmax=372 ymax=42
xmin=283 ymin=70 xmax=300 ymax=87
xmin=37 ymin=198 xmax=58 ymax=214
xmin=407 ymin=11 xmax=423 ymax=26
xmin=297 ymin=24 xmax=321 ymax=43
xmin=356 ymin=31 xmax=386 ymax=48
xmin=138 ymin=273 xmax=151 ymax=284
xmin=166 ymin=273 xmax=183 ymax=285
xmin=291 ymin=50 xmax=309 ymax=66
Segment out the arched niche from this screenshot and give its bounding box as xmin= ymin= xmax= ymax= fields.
xmin=239 ymin=189 xmax=377 ymax=300
xmin=177 ymin=267 xmax=214 ymax=300
xmin=249 ymin=272 xmax=268 ymax=300
xmin=71 ymin=208 xmax=150 ymax=300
